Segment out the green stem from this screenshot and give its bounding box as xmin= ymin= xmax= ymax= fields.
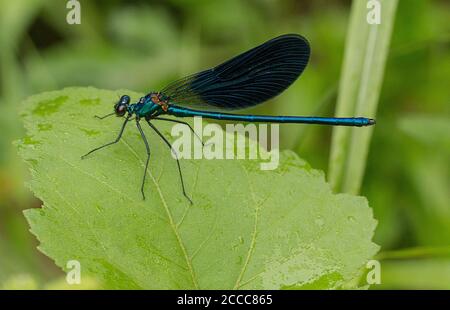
xmin=328 ymin=0 xmax=398 ymax=194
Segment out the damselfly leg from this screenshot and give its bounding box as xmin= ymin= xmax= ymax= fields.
xmin=146 ymin=120 xmax=193 ymax=205
xmin=94 ymin=112 xmax=115 ymax=120
xmin=81 ymin=116 xmax=130 ymax=159
xmin=150 ymin=117 xmax=205 ymax=146
xmin=136 ymin=119 xmax=151 ymax=200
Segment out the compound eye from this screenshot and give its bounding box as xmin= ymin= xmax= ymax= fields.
xmin=115 ymin=104 xmax=127 ymax=116
xmin=120 ymin=95 xmax=130 ymax=105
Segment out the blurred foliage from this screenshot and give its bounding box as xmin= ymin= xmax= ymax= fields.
xmin=0 ymin=0 xmax=449 ymax=289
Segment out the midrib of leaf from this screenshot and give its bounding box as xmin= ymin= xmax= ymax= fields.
xmin=58 ymin=148 xmax=167 ymax=223
xmin=121 ymin=139 xmax=200 ymax=289
xmin=36 ymin=126 xmax=190 ymax=284
xmin=59 ymin=157 xmax=184 ymax=272
xmin=50 ymin=141 xmax=189 ymax=281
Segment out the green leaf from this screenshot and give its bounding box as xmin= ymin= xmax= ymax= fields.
xmin=329 ymin=0 xmax=399 ymax=194
xmin=17 ymin=87 xmax=378 ymax=289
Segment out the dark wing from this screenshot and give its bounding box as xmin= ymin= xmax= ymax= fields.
xmin=160 ymin=34 xmax=310 ymax=110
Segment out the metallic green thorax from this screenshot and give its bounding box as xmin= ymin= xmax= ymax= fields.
xmin=127 ymin=93 xmax=164 ymax=118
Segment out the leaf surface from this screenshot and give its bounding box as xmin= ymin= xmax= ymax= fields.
xmin=17 ymin=87 xmax=378 ymax=289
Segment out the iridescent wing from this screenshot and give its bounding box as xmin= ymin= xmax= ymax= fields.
xmin=160 ymin=34 xmax=310 ymax=110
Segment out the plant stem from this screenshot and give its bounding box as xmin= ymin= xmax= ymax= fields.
xmin=328 ymin=0 xmax=398 ymax=194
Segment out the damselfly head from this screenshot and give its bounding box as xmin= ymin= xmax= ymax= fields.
xmin=114 ymin=95 xmax=130 ymax=117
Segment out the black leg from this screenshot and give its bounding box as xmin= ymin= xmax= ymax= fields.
xmin=136 ymin=120 xmax=151 ymax=200
xmin=146 ymin=120 xmax=193 ymax=205
xmin=150 ymin=117 xmax=205 ymax=146
xmin=81 ymin=116 xmax=130 ymax=159
xmin=94 ymin=112 xmax=115 ymax=119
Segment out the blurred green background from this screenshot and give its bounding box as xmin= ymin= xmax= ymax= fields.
xmin=0 ymin=0 xmax=449 ymax=289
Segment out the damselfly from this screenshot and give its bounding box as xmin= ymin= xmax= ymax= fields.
xmin=82 ymin=34 xmax=375 ymax=204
